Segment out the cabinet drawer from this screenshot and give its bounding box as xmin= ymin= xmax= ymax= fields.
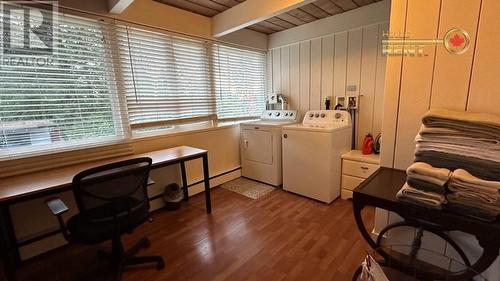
xmin=341 ymin=175 xmax=365 ymax=191
xmin=342 ymin=160 xmax=379 ymax=179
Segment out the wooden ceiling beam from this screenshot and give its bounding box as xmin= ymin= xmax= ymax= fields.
xmin=212 ymin=0 xmax=316 ymax=37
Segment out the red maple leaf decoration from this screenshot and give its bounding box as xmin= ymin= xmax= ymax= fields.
xmin=449 ymin=34 xmax=465 ymax=47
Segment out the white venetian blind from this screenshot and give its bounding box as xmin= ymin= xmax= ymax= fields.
xmin=213 ymin=44 xmax=267 ymax=119
xmin=0 ymin=9 xmax=130 ymax=160
xmin=116 ymin=26 xmax=216 ymax=129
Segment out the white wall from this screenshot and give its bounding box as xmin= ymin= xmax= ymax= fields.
xmin=268 ymin=2 xmax=389 ymax=148
xmin=377 ymin=0 xmax=500 ymax=279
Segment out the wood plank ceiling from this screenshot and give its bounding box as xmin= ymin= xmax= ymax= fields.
xmin=155 ymin=0 xmax=381 ymax=34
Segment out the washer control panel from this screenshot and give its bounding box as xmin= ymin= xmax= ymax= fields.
xmin=303 ymin=110 xmax=351 ymax=126
xmin=261 ymin=110 xmax=298 ymax=121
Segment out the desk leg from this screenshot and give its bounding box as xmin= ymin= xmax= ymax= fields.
xmin=180 ymin=161 xmax=189 ymax=202
xmin=0 ymin=204 xmax=19 ymax=281
xmin=202 ymin=154 xmax=211 ymax=214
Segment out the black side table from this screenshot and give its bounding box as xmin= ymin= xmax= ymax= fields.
xmin=352 ymin=168 xmax=500 ymax=280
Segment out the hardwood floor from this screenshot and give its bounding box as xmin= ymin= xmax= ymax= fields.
xmin=13 ymin=187 xmax=375 ymax=281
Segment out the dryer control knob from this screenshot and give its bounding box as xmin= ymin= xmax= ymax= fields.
xmin=309 ymin=113 xmax=314 ymax=118
xmin=320 ymin=113 xmax=326 ymax=118
xmin=315 ymin=113 xmax=320 ymax=118
xmin=268 ymin=112 xmax=272 ymax=116
xmin=275 ymin=112 xmax=280 ymax=116
xmin=335 ymin=113 xmax=342 ymax=119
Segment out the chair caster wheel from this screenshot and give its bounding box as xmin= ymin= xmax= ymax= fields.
xmin=157 ymin=259 xmax=165 ymax=270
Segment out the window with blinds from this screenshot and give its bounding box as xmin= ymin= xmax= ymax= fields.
xmin=117 ymin=26 xmax=216 ymax=129
xmin=0 ymin=10 xmax=128 ymax=159
xmin=0 ymin=5 xmax=268 ymax=161
xmin=213 ymin=44 xmax=267 ymax=119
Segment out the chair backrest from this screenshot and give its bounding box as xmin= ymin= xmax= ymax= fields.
xmin=72 ymin=157 xmax=152 ymax=224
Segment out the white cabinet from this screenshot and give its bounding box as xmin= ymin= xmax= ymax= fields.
xmin=341 ymin=150 xmax=380 ymax=199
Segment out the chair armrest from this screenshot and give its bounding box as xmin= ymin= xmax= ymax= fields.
xmin=46 ymin=198 xmax=69 ymax=216
xmin=45 ymin=198 xmax=71 ymax=240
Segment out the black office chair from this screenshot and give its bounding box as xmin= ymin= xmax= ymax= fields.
xmin=46 ymin=157 xmax=164 ymax=281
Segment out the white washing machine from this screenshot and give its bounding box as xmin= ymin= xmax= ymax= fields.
xmin=240 ymin=110 xmax=299 ymax=186
xmin=282 ymin=110 xmax=352 ymax=203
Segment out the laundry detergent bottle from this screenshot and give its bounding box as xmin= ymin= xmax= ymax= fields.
xmin=362 ymin=134 xmax=374 ymax=155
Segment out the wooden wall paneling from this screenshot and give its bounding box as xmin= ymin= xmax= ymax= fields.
xmin=313 ymin=0 xmax=344 ymax=15
xmin=430 ymin=0 xmax=481 ymax=111
xmin=467 ymin=0 xmax=500 ymax=115
xmin=321 ymin=35 xmax=335 ymax=109
xmin=332 ymin=0 xmax=359 ymax=11
xmin=357 ymin=24 xmax=379 ymax=148
xmin=300 ymin=3 xmax=330 ymax=19
xmin=333 ymin=32 xmax=348 ymax=99
xmin=281 ymin=46 xmax=291 ymax=99
xmin=289 ymin=44 xmax=301 ymax=111
xmin=267 ymin=51 xmax=273 ymax=97
xmin=275 ymin=13 xmax=307 ymax=26
xmin=299 ymin=41 xmax=311 ymax=115
xmin=310 ymin=38 xmax=323 ymax=109
xmin=372 ymin=22 xmax=388 ymax=136
xmin=287 ymin=8 xmax=319 ymax=23
xmin=393 ymin=0 xmax=441 ymax=169
xmin=346 ymin=28 xmax=363 ymax=96
xmin=380 ymin=0 xmax=408 ymax=168
xmin=272 ymin=48 xmax=282 ymax=94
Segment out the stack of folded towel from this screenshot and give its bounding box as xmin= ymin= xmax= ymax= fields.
xmin=414 ymin=108 xmax=500 ymax=181
xmin=396 ymin=108 xmax=500 ymax=221
xmin=396 ymin=162 xmax=450 ymax=209
xmin=447 ymin=169 xmax=500 ymax=221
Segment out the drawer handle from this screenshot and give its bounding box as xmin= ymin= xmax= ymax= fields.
xmin=361 ymin=166 xmax=369 ymax=170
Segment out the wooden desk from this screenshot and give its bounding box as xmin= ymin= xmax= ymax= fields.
xmin=0 ymin=146 xmax=212 ymax=280
xmin=352 ymin=168 xmax=500 ymax=280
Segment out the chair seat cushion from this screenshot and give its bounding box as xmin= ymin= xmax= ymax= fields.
xmin=67 ymin=199 xmax=149 ymax=244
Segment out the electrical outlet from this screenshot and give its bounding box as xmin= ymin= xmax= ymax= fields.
xmin=347 ymin=96 xmax=358 ymax=109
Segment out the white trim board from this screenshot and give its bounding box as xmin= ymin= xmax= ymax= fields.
xmin=268 ymin=0 xmax=390 ymax=49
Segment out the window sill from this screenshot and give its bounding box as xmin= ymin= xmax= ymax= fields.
xmin=131 ymin=119 xmax=257 ymax=143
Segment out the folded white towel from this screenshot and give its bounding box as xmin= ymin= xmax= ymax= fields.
xmin=406 ymin=162 xmax=451 ymax=186
xmin=452 ymin=169 xmax=500 ymax=190
xmin=397 ymin=183 xmax=447 ymax=208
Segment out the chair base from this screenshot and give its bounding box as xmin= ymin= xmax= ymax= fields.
xmin=99 ymin=237 xmax=164 ymax=281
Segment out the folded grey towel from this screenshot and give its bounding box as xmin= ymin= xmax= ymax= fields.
xmin=447 ymin=193 xmax=500 ymax=221
xmin=406 ymin=162 xmax=451 ymax=186
xmin=407 ymin=178 xmax=446 ymax=194
xmin=415 ymin=142 xmax=500 ymax=163
xmin=418 ymin=126 xmax=500 ymax=145
xmin=414 ymin=150 xmax=500 ymax=181
xmin=422 ymin=108 xmax=500 ymax=140
xmin=396 ymin=183 xmax=447 ymax=209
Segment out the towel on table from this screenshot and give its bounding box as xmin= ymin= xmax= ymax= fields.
xmin=414 ymin=150 xmax=500 ymax=182
xmin=396 ymin=183 xmax=447 ymax=209
xmin=407 ymin=178 xmax=446 ymax=194
xmin=447 ymin=193 xmax=500 ymax=222
xmin=448 ymin=169 xmax=500 ymax=204
xmin=418 ymin=126 xmax=500 ymax=145
xmin=422 ymin=108 xmax=500 ymax=140
xmin=415 ymin=143 xmax=500 ymax=163
xmin=406 ymin=162 xmax=451 ymax=186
